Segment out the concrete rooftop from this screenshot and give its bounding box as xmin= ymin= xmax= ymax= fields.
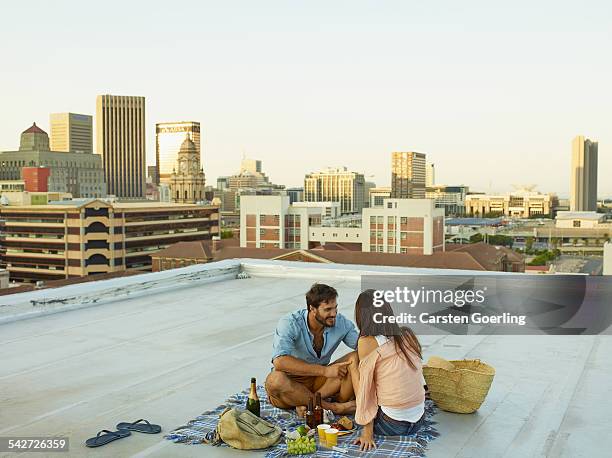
xmin=0 ymin=259 xmax=610 ymax=458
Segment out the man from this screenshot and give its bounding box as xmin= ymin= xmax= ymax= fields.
xmin=265 ymin=283 xmax=359 ymax=415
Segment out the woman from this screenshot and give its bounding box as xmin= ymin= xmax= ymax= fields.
xmin=350 ymin=289 xmax=426 ymax=451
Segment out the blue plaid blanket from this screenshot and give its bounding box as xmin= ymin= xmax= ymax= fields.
xmin=165 ymin=386 xmax=439 ymax=457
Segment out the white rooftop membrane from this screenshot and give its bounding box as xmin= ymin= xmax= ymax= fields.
xmin=0 ymin=259 xmax=610 ymax=457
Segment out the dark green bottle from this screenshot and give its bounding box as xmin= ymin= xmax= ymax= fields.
xmin=246 ymin=377 xmax=260 ymax=417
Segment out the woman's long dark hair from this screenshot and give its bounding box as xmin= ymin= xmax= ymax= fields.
xmin=355 ymin=289 xmax=422 ymax=370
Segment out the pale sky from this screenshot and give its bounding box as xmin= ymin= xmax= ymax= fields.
xmin=1 ymin=0 xmax=610 ymax=197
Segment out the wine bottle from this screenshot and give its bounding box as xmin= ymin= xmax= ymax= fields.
xmin=246 ymin=377 xmax=260 ymax=417
xmin=305 ymin=396 xmax=315 ymax=429
xmin=313 ymin=392 xmax=323 ymax=425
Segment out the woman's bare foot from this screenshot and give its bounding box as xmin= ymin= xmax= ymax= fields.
xmin=296 ymin=405 xmax=307 ymax=418
xmin=330 ymin=400 xmax=356 ymax=415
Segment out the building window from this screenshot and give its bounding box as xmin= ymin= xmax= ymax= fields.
xmin=260 ymin=229 xmax=266 ymax=236
xmin=377 ymin=216 xmax=383 ymax=224
xmin=573 ymin=220 xmax=581 ymax=228
xmin=387 ymin=247 xmax=394 ymax=253
xmin=388 ymin=216 xmax=396 ymax=224
xmin=401 ymin=217 xmax=408 ymax=224
xmin=388 ymin=231 xmax=395 ymax=238
xmin=370 ymin=216 xmax=376 ymax=224
xmin=401 ymin=248 xmax=407 ymax=254
xmin=401 ymin=232 xmax=407 ymax=240
xmin=378 ymin=246 xmax=384 ymax=252
xmin=370 ymin=231 xmax=376 ymax=238
xmin=387 ymin=202 xmax=393 ymax=208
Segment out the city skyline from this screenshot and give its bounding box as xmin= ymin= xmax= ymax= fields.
xmin=1 ymin=1 xmax=610 ymax=197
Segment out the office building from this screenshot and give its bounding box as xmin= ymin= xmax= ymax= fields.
xmin=147 ymin=166 xmax=159 ymax=184
xmin=228 ymin=160 xmax=281 ymax=190
xmin=156 ymin=122 xmax=201 ymax=184
xmin=363 ymin=199 xmax=444 ymax=255
xmin=96 ymin=95 xmax=146 ymax=198
xmin=465 ymin=186 xmax=553 ymax=218
xmin=426 ymin=185 xmax=468 ymax=216
xmin=570 ymin=135 xmax=598 ymax=211
xmin=0 ymin=123 xmax=105 ymax=198
xmin=21 ymin=167 xmax=50 ymax=192
xmin=369 ymin=187 xmax=391 ymax=208
xmin=391 ymin=152 xmax=426 ymax=198
xmin=0 ymin=199 xmax=219 ymax=283
xmin=426 ymin=162 xmax=435 ymax=187
xmin=240 ymin=195 xmax=443 ymax=255
xmin=304 ymin=167 xmax=365 ymax=214
xmin=49 ymin=113 xmax=93 ymax=154
xmin=216 ymin=176 xmax=230 ymax=191
xmin=240 ymin=158 xmax=262 ymax=174
xmin=286 ymin=187 xmax=304 ymax=204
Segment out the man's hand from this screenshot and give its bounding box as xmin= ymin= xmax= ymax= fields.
xmin=324 ymin=361 xmax=351 ymax=379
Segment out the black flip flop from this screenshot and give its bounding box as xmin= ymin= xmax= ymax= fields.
xmin=85 ymin=429 xmax=131 ymax=447
xmin=116 ymin=419 xmax=161 ymax=434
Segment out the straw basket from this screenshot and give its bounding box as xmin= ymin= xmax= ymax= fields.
xmin=423 ymin=358 xmax=495 ymax=414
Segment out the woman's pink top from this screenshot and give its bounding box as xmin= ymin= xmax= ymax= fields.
xmin=355 ymin=338 xmax=425 ymax=425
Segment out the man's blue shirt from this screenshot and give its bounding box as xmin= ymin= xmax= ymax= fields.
xmin=271 ymin=309 xmax=359 ymax=366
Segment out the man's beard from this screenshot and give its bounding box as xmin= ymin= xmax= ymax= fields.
xmin=315 ymin=312 xmax=336 ymax=328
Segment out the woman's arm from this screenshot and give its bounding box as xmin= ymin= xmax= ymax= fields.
xmin=353 ymin=337 xmax=379 ymax=450
xmin=353 ymin=421 xmax=376 ymax=451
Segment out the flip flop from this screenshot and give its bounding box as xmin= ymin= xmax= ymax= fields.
xmin=116 ymin=419 xmax=161 ymax=434
xmin=85 ymin=429 xmax=131 ymax=447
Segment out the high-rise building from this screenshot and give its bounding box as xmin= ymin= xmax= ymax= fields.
xmin=49 ymin=113 xmax=93 ymax=154
xmin=570 ymin=135 xmax=598 ymax=212
xmin=391 ymin=152 xmax=426 ymax=198
xmin=304 ymin=167 xmax=365 ymax=214
xmin=426 ymin=162 xmax=435 ymax=187
xmin=96 ymin=95 xmax=146 ymax=198
xmin=241 ymin=158 xmax=262 ymax=174
xmin=156 ymin=122 xmax=201 ymax=184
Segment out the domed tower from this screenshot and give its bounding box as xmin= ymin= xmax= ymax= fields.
xmin=169 ymin=136 xmax=206 ymax=203
xmin=19 ymin=122 xmax=50 ymax=151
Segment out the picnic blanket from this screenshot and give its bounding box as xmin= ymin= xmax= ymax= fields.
xmin=165 ymin=385 xmax=439 ymax=457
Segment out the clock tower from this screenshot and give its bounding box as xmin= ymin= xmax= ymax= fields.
xmin=169 ymin=136 xmax=206 ymax=203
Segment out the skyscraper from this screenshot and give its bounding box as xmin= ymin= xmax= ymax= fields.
xmin=241 ymin=158 xmax=262 ymax=174
xmin=96 ymin=95 xmax=146 ymax=198
xmin=570 ymin=135 xmax=598 ymax=212
xmin=391 ymin=152 xmax=426 ymax=198
xmin=156 ymin=122 xmax=201 ymax=184
xmin=49 ymin=113 xmax=93 ymax=154
xmin=304 ymin=167 xmax=365 ymax=214
xmin=426 ymin=162 xmax=435 ymax=187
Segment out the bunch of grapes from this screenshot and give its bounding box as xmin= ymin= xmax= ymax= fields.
xmin=286 ymin=436 xmax=317 ymax=455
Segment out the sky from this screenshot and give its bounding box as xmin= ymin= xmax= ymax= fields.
xmin=1 ymin=0 xmax=611 ymax=197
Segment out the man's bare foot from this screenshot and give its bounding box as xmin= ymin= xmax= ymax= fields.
xmin=296 ymin=405 xmax=307 ymax=418
xmin=330 ymin=400 xmax=356 ymax=415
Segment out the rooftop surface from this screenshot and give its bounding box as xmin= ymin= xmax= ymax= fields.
xmin=1 ymin=259 xmax=610 ymax=458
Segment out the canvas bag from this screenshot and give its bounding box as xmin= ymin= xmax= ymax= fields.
xmin=213 ymin=407 xmax=282 ymax=450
